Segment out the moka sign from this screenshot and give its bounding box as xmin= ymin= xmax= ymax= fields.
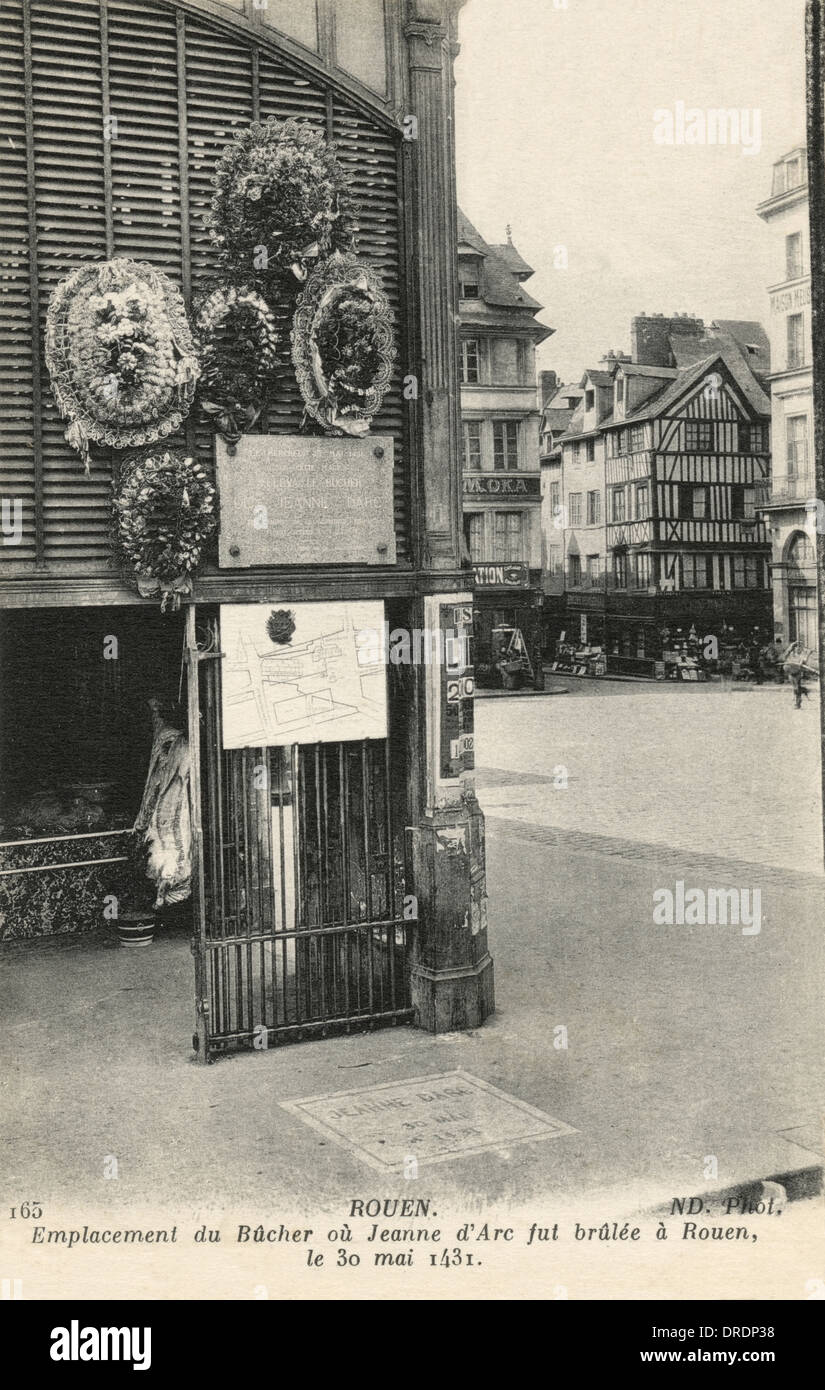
xmin=463 ymin=474 xmax=540 ymax=497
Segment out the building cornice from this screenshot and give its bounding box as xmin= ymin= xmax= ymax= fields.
xmin=756 ymin=184 xmax=809 ymax=220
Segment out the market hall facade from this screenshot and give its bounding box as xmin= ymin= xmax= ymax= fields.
xmin=0 ymin=0 xmax=493 ymax=1057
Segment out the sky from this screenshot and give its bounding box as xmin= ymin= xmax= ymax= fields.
xmin=454 ymin=0 xmax=807 ymax=383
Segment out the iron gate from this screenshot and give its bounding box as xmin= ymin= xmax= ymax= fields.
xmin=190 ymin=616 xmax=414 ymax=1059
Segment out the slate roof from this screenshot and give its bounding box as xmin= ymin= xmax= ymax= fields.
xmin=601 ymin=348 xmax=771 ymax=428
xmin=491 ymin=242 xmax=534 ymax=279
xmin=668 ymin=321 xmax=770 ymax=376
xmin=548 ymin=384 xmax=583 ymax=410
xmin=457 ymin=207 xmax=544 ymax=312
xmin=615 ymin=363 xmax=678 ymax=379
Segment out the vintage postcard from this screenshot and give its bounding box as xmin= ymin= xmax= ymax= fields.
xmin=0 ymin=0 xmax=823 ymax=1338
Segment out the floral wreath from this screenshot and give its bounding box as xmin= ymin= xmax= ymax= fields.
xmin=195 ymin=285 xmax=279 ymax=445
xmin=45 ymin=259 xmax=200 ymax=471
xmin=291 ymin=252 xmax=395 ymax=437
xmin=208 ymin=117 xmax=354 ymax=287
xmin=113 ymin=450 xmax=216 ymax=611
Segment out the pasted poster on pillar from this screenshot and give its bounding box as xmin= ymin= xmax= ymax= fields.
xmin=439 ymin=601 xmax=476 ymax=779
xmin=220 ymin=602 xmax=387 ymax=749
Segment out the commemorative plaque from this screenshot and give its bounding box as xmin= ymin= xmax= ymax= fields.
xmin=216 ymin=435 xmax=396 ymax=568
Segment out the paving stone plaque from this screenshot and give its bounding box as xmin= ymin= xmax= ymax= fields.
xmin=216 ymin=435 xmax=396 ymax=568
xmin=281 ymin=1070 xmax=576 ymax=1172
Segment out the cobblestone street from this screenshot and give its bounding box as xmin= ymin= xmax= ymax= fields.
xmin=476 ymin=683 xmax=824 ymax=877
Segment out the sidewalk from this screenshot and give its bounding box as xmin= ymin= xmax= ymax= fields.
xmin=2 ymin=821 xmax=822 ymax=1218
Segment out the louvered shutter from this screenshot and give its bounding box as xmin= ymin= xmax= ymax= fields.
xmin=331 ymin=101 xmax=407 ymax=547
xmin=0 ymin=0 xmax=35 ymax=573
xmin=33 ymin=0 xmax=110 ymax=568
xmin=0 ymin=0 xmax=408 ymax=583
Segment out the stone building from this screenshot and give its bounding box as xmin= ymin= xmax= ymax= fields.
xmin=757 ymin=146 xmax=817 ymax=651
xmin=539 ymin=373 xmax=581 ymax=653
xmin=457 ymin=210 xmax=553 ymax=685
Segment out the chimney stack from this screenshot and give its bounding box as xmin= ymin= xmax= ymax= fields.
xmin=539 ymin=369 xmax=559 ymax=406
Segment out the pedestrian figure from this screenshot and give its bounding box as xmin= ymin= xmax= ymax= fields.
xmin=791 ymin=668 xmax=810 ymax=709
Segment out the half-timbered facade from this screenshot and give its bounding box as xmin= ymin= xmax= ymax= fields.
xmin=602 ymin=349 xmax=772 ymax=655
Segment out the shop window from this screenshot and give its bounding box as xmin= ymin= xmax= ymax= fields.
xmin=0 ymin=608 xmax=185 ymax=839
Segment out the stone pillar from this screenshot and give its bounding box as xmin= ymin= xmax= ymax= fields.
xmin=402 ymin=4 xmax=494 ymax=1031
xmin=404 ymin=0 xmax=463 ymax=572
xmin=407 ymin=593 xmax=494 ymax=1033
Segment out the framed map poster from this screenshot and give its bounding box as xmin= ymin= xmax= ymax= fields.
xmin=220 ymin=601 xmax=387 ymax=749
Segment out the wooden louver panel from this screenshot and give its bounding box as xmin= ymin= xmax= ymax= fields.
xmin=32 ymin=0 xmax=111 ymax=567
xmin=0 ymin=0 xmax=36 ymax=573
xmin=0 ymin=0 xmax=408 ymax=581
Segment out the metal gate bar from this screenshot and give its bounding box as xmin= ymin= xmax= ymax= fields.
xmin=196 ymin=628 xmax=413 ymax=1057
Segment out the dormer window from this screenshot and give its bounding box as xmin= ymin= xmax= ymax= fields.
xmin=786 ymin=156 xmax=802 ymax=189
xmin=459 ymin=260 xmax=481 ymax=299
xmin=585 ymin=389 xmax=595 ymax=411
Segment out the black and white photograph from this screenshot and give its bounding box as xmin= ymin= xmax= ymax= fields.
xmin=1 ymin=0 xmax=824 ymax=1333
